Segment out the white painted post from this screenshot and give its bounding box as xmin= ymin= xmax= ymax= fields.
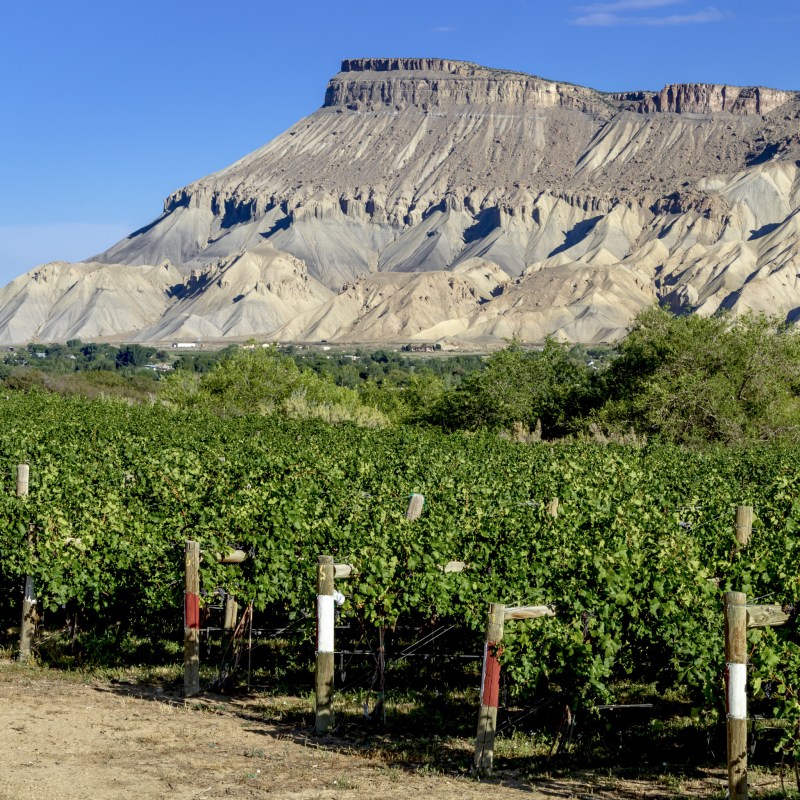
xmin=315 ymin=555 xmax=335 ymax=734
xmin=725 ymin=590 xmax=747 ymax=800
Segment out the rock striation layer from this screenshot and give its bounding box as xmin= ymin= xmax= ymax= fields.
xmin=2 ymin=58 xmax=800 ymax=345
xmin=325 ymin=58 xmax=611 ymax=114
xmin=615 ymin=83 xmax=794 ymax=115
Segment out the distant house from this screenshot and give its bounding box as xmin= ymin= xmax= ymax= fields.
xmin=401 ymin=343 xmax=441 ymax=353
xmin=171 ymin=342 xmax=198 ymax=349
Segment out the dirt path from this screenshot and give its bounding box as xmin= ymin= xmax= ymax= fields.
xmin=0 ymin=664 xmax=731 ymax=800
xmin=0 ymin=665 xmax=534 ymax=800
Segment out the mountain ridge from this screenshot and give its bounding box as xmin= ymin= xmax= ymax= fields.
xmin=3 ymin=57 xmax=800 ymax=345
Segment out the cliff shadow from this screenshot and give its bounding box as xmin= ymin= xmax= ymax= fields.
xmin=548 ymin=216 xmax=603 ymax=258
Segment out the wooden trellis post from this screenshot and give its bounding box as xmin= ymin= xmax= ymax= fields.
xmin=17 ymin=464 xmax=36 ymax=663
xmin=720 ymin=593 xmax=792 ymax=800
xmin=182 ymin=545 xmax=247 ymax=695
xmin=734 ymin=506 xmax=752 ymax=549
xmin=475 ymin=602 xmax=505 ymax=773
xmin=474 ymin=602 xmax=555 ymax=773
xmin=406 ymin=493 xmax=425 ymax=521
xmin=725 ymin=590 xmax=747 ymax=800
xmin=315 ymin=555 xmax=353 ymax=735
xmin=223 ymin=594 xmax=239 ymax=656
xmin=184 ymin=540 xmax=201 ymax=697
xmin=315 ymin=555 xmax=335 ymax=734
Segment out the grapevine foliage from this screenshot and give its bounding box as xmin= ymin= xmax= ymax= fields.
xmin=0 ymin=391 xmax=798 ymax=748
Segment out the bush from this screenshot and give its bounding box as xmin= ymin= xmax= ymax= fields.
xmin=594 ymin=308 xmax=800 ymax=444
xmin=159 ymin=346 xmax=388 ymax=425
xmin=426 ymin=339 xmax=591 ymax=438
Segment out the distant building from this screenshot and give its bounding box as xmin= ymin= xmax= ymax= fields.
xmin=171 ymin=342 xmax=198 ymax=349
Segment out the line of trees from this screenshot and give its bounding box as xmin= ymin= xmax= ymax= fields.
xmin=3 ymin=307 xmax=800 ymax=446
xmin=155 ymin=307 xmax=800 ymax=446
xmin=2 ymin=341 xmax=167 ymax=373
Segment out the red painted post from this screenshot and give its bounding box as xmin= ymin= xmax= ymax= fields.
xmin=481 ymin=639 xmax=502 ymax=709
xmin=184 ymin=540 xmax=201 ymax=697
xmin=474 ymin=602 xmax=505 ymax=772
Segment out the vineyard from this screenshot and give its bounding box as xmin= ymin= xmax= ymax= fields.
xmin=2 ymin=390 xmax=800 ymax=774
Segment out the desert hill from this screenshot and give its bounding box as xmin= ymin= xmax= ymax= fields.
xmin=3 ymin=57 xmax=800 ymax=345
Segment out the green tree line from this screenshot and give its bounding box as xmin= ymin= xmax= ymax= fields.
xmin=4 ymin=306 xmax=800 ymax=445
xmin=157 ymin=308 xmax=800 ymax=445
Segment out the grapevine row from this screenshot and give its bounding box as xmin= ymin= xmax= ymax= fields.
xmin=0 ymin=391 xmax=798 ymax=750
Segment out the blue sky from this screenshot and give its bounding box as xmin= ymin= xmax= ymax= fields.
xmin=0 ymin=0 xmax=797 ymax=285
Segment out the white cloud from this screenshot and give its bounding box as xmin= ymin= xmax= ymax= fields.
xmin=0 ymin=223 xmax=131 ymax=287
xmin=572 ymin=6 xmax=724 ymax=25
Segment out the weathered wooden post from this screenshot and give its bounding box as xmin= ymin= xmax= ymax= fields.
xmin=223 ymin=595 xmax=239 ymax=632
xmin=17 ymin=464 xmax=36 ymax=663
xmin=724 ymin=590 xmax=748 ymax=800
xmin=734 ymin=506 xmax=753 ymax=549
xmin=16 ymin=463 xmax=29 ymax=497
xmin=546 ymin=497 xmax=559 ymax=518
xmin=315 ymin=554 xmax=335 ymax=734
xmin=184 ymin=540 xmax=201 ymax=697
xmin=215 ymin=549 xmax=248 ymax=564
xmin=475 ymin=602 xmax=505 ymax=773
xmin=473 ymin=604 xmax=555 ymax=773
xmin=223 ymin=594 xmax=239 ymax=652
xmin=406 ymin=493 xmax=425 ymax=521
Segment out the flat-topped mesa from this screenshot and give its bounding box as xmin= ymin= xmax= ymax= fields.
xmin=615 ymin=83 xmax=795 ymax=115
xmin=325 ymin=57 xmax=610 ymax=115
xmin=340 ymin=58 xmax=489 ymax=76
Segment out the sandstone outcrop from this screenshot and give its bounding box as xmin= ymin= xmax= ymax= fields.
xmin=325 ymin=57 xmax=612 ymax=115
xmin=615 ymin=84 xmax=795 ymax=115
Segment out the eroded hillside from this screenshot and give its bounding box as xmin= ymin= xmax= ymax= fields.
xmin=3 ymin=57 xmax=800 ymax=344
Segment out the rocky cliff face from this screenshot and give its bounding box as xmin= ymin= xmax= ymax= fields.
xmin=2 ymin=58 xmax=800 ymax=345
xmin=339 ymin=58 xmax=486 ymax=75
xmin=324 ymin=57 xmax=611 ymax=115
xmin=615 ymin=83 xmax=796 ymax=115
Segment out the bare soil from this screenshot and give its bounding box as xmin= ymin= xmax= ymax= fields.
xmin=0 ymin=663 xmax=764 ymax=800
